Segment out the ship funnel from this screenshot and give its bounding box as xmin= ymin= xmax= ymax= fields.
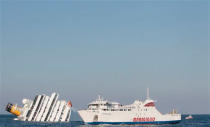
xmin=5 ymin=103 xmax=21 ymax=116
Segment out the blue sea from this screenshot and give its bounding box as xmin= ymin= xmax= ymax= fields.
xmin=0 ymin=115 xmax=209 ymax=127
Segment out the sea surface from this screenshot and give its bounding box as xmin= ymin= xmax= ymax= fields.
xmin=0 ymin=114 xmax=209 ymax=127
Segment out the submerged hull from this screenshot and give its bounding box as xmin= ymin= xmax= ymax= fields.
xmin=6 ymin=92 xmax=72 ymax=122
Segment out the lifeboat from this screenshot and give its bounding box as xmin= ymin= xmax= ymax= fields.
xmin=185 ymin=115 xmax=193 ymax=119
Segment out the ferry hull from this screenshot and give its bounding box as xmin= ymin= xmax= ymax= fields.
xmin=78 ymin=109 xmax=181 ymax=125
xmin=87 ymin=120 xmax=181 ymax=125
xmin=78 ymin=90 xmax=181 ymax=125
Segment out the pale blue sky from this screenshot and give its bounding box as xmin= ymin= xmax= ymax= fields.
xmin=1 ymin=0 xmax=209 ymax=114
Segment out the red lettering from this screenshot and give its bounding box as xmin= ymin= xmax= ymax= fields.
xmin=133 ymin=117 xmax=156 ymax=122
xmin=149 ymin=117 xmax=152 ymax=121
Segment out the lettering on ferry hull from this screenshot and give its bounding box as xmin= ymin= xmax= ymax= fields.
xmin=133 ymin=117 xmax=155 ymax=122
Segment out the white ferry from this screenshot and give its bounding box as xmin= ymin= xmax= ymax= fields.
xmin=5 ymin=92 xmax=72 ymax=122
xmin=78 ymin=89 xmax=181 ymax=125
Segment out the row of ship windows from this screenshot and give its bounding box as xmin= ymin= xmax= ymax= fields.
xmin=101 ymin=109 xmax=149 ymax=111
xmin=139 ymin=109 xmax=148 ymax=111
xmin=89 ymin=108 xmax=132 ymax=111
xmin=89 ymin=107 xmax=150 ymax=111
xmin=102 ymin=109 xmax=132 ymax=111
xmin=90 ymin=108 xmax=149 ymax=112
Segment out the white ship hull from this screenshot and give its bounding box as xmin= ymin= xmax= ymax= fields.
xmin=78 ymin=109 xmax=181 ymax=125
xmin=78 ymin=90 xmax=181 ymax=125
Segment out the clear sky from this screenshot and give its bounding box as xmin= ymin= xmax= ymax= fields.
xmin=1 ymin=0 xmax=209 ymax=115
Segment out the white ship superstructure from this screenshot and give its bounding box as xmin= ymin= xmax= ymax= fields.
xmin=6 ymin=92 xmax=72 ymax=122
xmin=78 ymin=89 xmax=181 ymax=125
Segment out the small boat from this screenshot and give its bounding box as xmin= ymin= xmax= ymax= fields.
xmin=185 ymin=115 xmax=193 ymax=119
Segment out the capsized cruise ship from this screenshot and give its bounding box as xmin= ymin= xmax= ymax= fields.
xmin=78 ymin=89 xmax=181 ymax=125
xmin=5 ymin=92 xmax=72 ymax=122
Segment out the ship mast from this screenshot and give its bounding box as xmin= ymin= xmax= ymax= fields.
xmin=98 ymin=95 xmax=102 ymax=101
xmin=147 ymin=88 xmax=150 ymax=99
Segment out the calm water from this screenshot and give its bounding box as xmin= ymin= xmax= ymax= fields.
xmin=0 ymin=115 xmax=209 ymax=127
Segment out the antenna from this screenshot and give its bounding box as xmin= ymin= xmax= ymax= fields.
xmin=147 ymin=88 xmax=150 ymax=99
xmin=98 ymin=95 xmax=101 ymax=100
